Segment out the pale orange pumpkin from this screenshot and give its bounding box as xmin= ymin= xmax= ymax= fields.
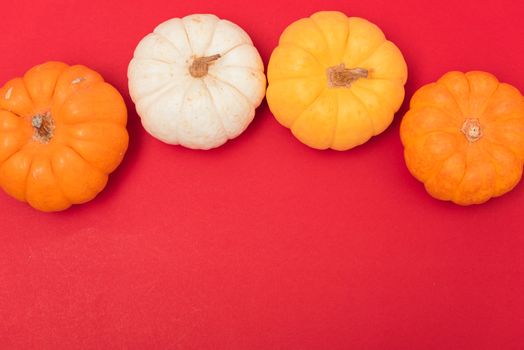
xmin=400 ymin=71 xmax=524 ymax=205
xmin=0 ymin=62 xmax=128 ymax=212
xmin=267 ymin=11 xmax=407 ymax=150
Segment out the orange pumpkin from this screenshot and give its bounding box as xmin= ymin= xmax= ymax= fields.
xmin=400 ymin=71 xmax=524 ymax=205
xmin=0 ymin=62 xmax=128 ymax=212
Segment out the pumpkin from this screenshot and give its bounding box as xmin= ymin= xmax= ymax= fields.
xmin=400 ymin=71 xmax=524 ymax=205
xmin=0 ymin=62 xmax=128 ymax=212
xmin=266 ymin=11 xmax=407 ymax=150
xmin=128 ymin=14 xmax=266 ymax=150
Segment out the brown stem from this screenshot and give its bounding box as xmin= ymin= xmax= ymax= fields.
xmin=32 ymin=112 xmax=55 ymax=143
xmin=189 ymin=54 xmax=221 ymax=78
xmin=326 ymin=64 xmax=368 ymax=88
xmin=461 ymin=118 xmax=482 ymax=143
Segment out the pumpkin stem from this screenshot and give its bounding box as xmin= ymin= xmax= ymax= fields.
xmin=326 ymin=64 xmax=368 ymax=88
xmin=32 ymin=112 xmax=55 ymax=144
xmin=461 ymin=118 xmax=482 ymax=143
xmin=189 ymin=54 xmax=221 ymax=78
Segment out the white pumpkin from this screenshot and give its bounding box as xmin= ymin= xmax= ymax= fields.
xmin=128 ymin=14 xmax=267 ymax=149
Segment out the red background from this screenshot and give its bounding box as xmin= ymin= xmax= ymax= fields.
xmin=1 ymin=0 xmax=523 ymax=349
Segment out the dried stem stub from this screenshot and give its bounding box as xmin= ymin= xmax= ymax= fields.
xmin=326 ymin=64 xmax=368 ymax=88
xmin=189 ymin=54 xmax=221 ymax=78
xmin=461 ymin=118 xmax=482 ymax=143
xmin=32 ymin=112 xmax=55 ymax=143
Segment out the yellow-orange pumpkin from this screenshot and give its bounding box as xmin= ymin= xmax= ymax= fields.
xmin=400 ymin=71 xmax=524 ymax=205
xmin=0 ymin=62 xmax=128 ymax=212
xmin=266 ymin=11 xmax=407 ymax=150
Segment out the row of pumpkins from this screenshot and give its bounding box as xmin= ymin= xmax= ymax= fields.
xmin=1 ymin=12 xmax=523 ymax=212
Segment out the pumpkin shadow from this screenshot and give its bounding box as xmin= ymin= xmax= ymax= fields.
xmin=390 ymin=75 xmax=417 ymax=133
xmin=95 ymin=96 xmax=143 ymax=199
xmin=60 ymin=95 xmax=143 ymax=216
xmin=120 ymin=98 xmax=143 ymax=165
xmin=223 ymin=98 xmax=271 ymax=150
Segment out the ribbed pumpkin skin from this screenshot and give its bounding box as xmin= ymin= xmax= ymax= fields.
xmin=400 ymin=71 xmax=524 ymax=205
xmin=266 ymin=11 xmax=407 ymax=150
xmin=0 ymin=62 xmax=128 ymax=212
xmin=128 ymin=14 xmax=266 ymax=150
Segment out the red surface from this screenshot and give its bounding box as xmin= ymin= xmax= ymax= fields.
xmin=1 ymin=0 xmax=524 ymax=349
